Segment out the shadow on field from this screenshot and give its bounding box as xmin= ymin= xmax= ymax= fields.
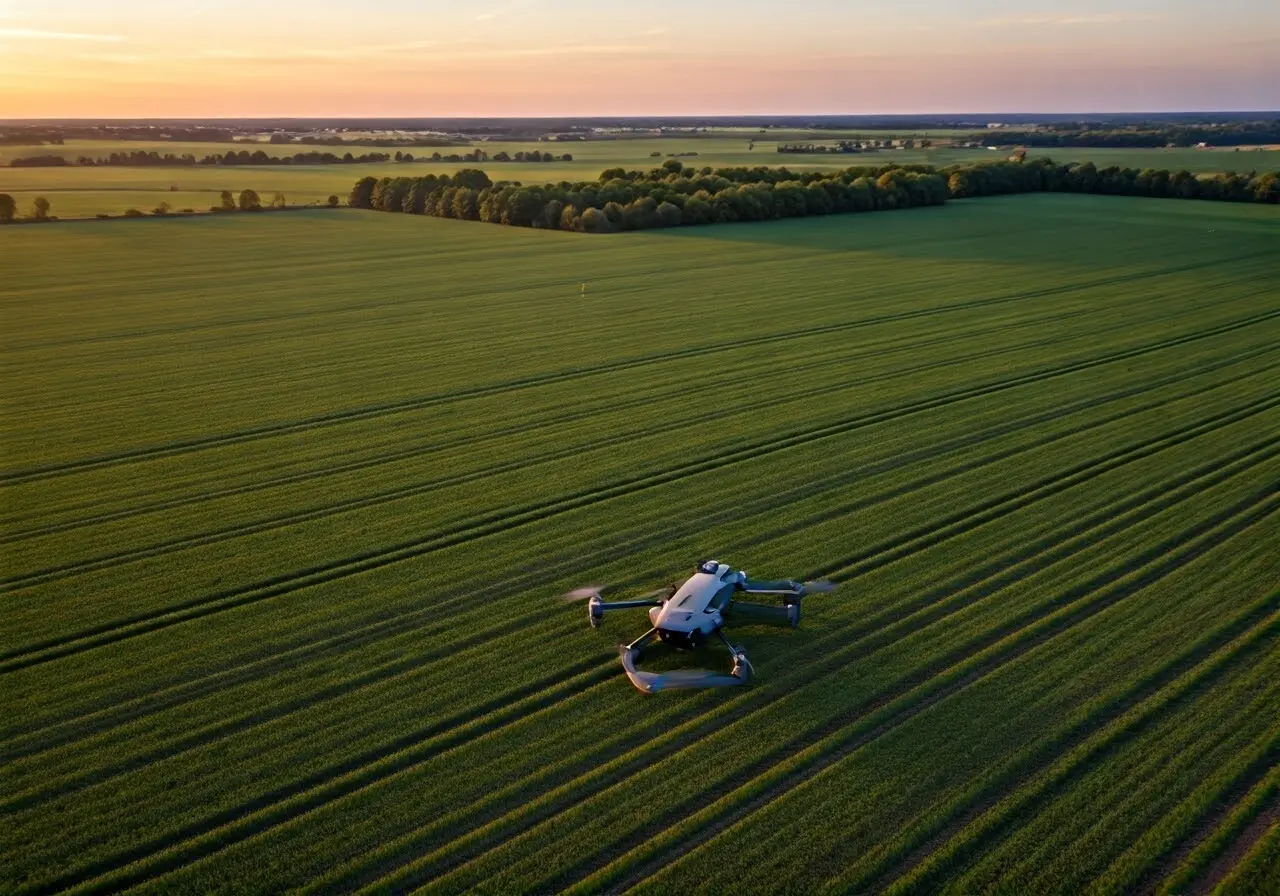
xmin=620 ymin=199 xmax=1099 ymax=268
xmin=621 ymin=193 xmax=1273 ymax=269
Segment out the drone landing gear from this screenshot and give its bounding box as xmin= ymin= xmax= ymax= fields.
xmin=619 ymin=627 xmax=752 ymax=695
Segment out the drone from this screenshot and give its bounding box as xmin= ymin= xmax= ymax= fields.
xmin=564 ymin=559 xmax=835 ymax=694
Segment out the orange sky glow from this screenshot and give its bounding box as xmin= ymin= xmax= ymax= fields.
xmin=1 ymin=0 xmax=1277 ymax=117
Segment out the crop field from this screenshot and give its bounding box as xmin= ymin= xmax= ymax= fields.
xmin=5 ymin=137 xmax=1277 ymax=220
xmin=2 ymin=194 xmax=1279 ymax=894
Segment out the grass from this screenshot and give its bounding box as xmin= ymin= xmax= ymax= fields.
xmin=1 ymin=193 xmax=1278 ymax=894
xmin=4 ymin=136 xmax=1277 ymax=220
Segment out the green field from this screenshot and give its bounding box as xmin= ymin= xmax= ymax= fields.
xmin=2 ymin=194 xmax=1278 ymax=894
xmin=5 ymin=136 xmax=1277 ymax=219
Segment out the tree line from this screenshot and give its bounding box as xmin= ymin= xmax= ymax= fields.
xmin=777 ymin=139 xmax=931 ymax=154
xmin=944 ymin=158 xmax=1278 ymax=203
xmin=8 ymin=148 xmax=575 ymax=168
xmin=8 ymin=150 xmax=397 ymax=168
xmin=0 ymin=189 xmax=344 ymax=224
xmin=348 ymin=159 xmax=949 ymax=232
xmin=981 ymin=121 xmax=1280 ymax=148
xmin=350 ymin=156 xmax=1279 ymax=233
xmin=0 ymin=193 xmax=51 ymax=223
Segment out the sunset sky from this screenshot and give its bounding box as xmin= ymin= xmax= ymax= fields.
xmin=1 ymin=0 xmax=1277 ymax=118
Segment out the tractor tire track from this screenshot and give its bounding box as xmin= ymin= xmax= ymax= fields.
xmin=44 ymin=448 xmax=1276 ymax=896
xmin=20 ymin=336 xmax=1273 ymax=737
xmin=875 ymin=616 xmax=1280 ymax=896
xmin=0 ymin=298 xmax=1108 ymax=538
xmin=12 ymin=387 xmax=1271 ymax=815
xmin=2 ymin=301 xmax=1218 ymax=591
xmin=1133 ymin=743 xmax=1280 ymax=896
xmin=5 ymin=251 xmax=1268 ymax=485
xmin=837 ymin=600 xmax=1280 ymax=895
xmin=19 ymin=660 xmax=618 ymax=896
xmin=60 ymin=486 xmax=1274 ymax=896
xmin=314 ymin=446 xmax=1279 ymax=894
xmin=4 ymin=309 xmax=1275 ymax=672
xmin=7 ymin=275 xmax=1259 ymax=540
xmin=8 ymin=357 xmax=1261 ymax=777
xmin=1187 ymin=793 xmax=1280 ymax=896
xmin=579 ymin=494 xmax=1279 ymax=896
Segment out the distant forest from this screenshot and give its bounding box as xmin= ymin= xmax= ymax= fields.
xmin=350 ymin=158 xmax=1279 ymax=233
xmin=982 ymin=121 xmax=1280 ymax=148
xmin=7 ymin=148 xmax=573 ymax=168
xmin=3 ymin=114 xmax=1276 ymax=150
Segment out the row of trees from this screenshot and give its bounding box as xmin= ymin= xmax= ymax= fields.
xmin=265 ymin=133 xmax=460 ymax=147
xmin=10 ymin=150 xmax=398 ymax=168
xmin=983 ymin=121 xmax=1280 ymax=148
xmin=488 ymin=150 xmax=573 ymax=162
xmin=9 ymin=148 xmax=576 ymax=169
xmin=423 ymin=148 xmax=572 ymax=163
xmin=0 ymin=193 xmax=51 ymax=222
xmin=777 ymin=139 xmax=930 ymax=153
xmin=348 ymin=159 xmax=949 ymax=232
xmin=944 ymin=158 xmax=1279 ymax=204
xmin=0 ymin=189 xmax=346 ymax=224
xmin=351 ymin=156 xmax=1278 ymax=233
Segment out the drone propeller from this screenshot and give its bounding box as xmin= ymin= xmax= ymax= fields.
xmin=801 ymin=580 xmax=838 ymax=594
xmin=561 ymin=585 xmax=605 ymax=602
xmin=561 ymin=585 xmax=671 ymax=603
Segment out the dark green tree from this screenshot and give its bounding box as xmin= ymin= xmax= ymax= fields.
xmin=452 ymin=169 xmax=493 ymax=191
xmin=0 ymin=193 xmax=15 ymax=223
xmin=1252 ymin=172 xmax=1279 ymax=203
xmin=655 ymin=201 xmax=682 ymax=227
xmin=348 ymin=176 xmax=377 ymax=208
xmin=238 ymin=189 xmax=262 ymax=211
xmin=579 ymin=207 xmax=612 ymax=233
xmin=32 ymin=196 xmax=51 ymax=220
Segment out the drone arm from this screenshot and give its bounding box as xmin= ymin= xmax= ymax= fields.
xmin=588 ymin=595 xmax=662 ymax=627
xmin=739 ymin=578 xmax=804 ymax=597
xmin=595 ymin=599 xmax=664 ymax=610
xmin=727 ymin=599 xmax=799 ymax=628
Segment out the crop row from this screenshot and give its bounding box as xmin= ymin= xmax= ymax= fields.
xmin=4 ymin=198 xmax=1276 ymax=893
xmin=6 ymin=298 xmax=1275 ymax=665
xmin=6 ymin=324 xmax=1274 ymax=745
xmin=12 ymin=409 xmax=1280 ymax=890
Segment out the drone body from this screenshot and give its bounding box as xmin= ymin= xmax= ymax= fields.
xmin=568 ymin=560 xmax=833 ymax=694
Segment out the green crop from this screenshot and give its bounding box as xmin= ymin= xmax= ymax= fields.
xmin=1 ymin=193 xmax=1277 ymax=894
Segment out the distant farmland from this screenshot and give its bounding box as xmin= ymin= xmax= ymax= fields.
xmin=3 ymin=134 xmax=1277 ymax=219
xmin=2 ymin=194 xmax=1278 ymax=894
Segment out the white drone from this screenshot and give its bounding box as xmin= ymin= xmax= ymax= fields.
xmin=565 ymin=559 xmax=835 ymax=694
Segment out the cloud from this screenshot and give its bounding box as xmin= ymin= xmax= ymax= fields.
xmin=77 ymin=52 xmax=147 ymax=64
xmin=978 ymin=12 xmax=1160 ymax=26
xmin=475 ymin=0 xmax=530 ymax=22
xmin=197 ymin=37 xmax=654 ymax=67
xmin=0 ymin=27 xmax=122 ymax=41
xmin=200 ymin=39 xmax=438 ymax=62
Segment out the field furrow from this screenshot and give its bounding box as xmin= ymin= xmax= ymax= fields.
xmin=3 ymin=195 xmax=1276 ymax=895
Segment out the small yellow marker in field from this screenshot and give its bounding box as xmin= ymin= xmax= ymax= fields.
xmin=580 ymin=282 xmax=587 ymax=296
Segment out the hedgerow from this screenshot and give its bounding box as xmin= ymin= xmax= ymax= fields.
xmin=350 ymin=157 xmax=1278 ymax=232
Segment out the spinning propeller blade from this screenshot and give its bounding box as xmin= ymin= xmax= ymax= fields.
xmin=561 ymin=585 xmax=604 ymax=602
xmin=802 ymin=580 xmax=838 ymax=594
xmin=561 ymin=585 xmax=670 ymax=603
